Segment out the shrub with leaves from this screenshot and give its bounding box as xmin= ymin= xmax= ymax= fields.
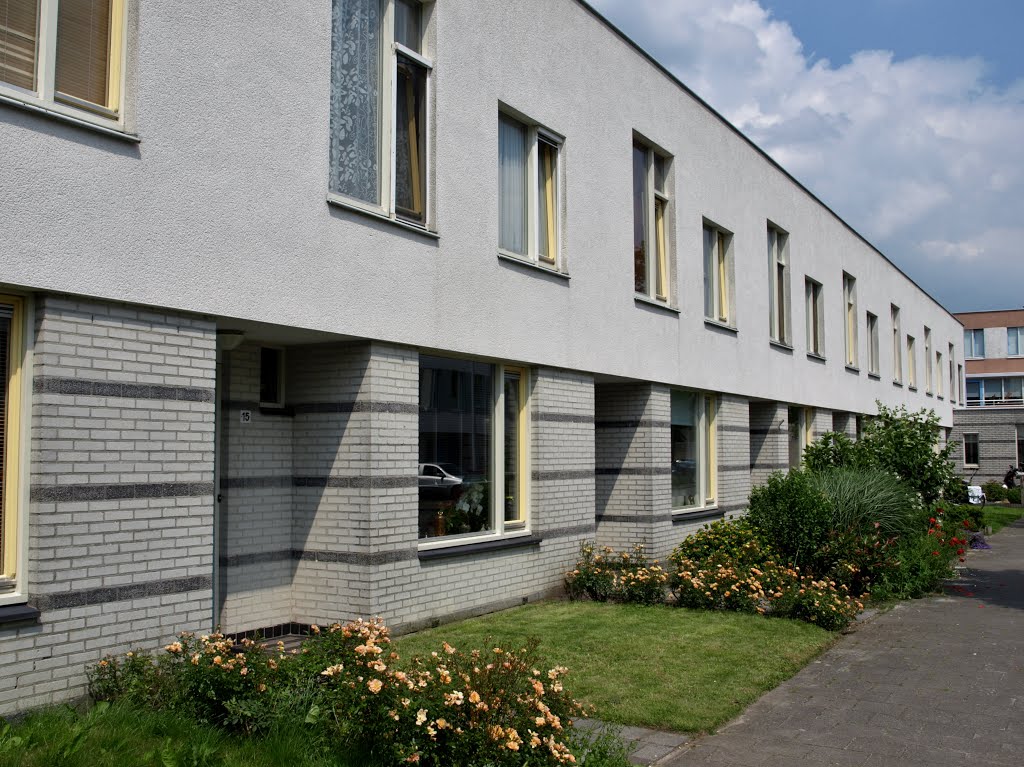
xmin=803 ymin=431 xmax=861 ymax=473
xmin=746 ymin=470 xmax=835 ymax=574
xmin=565 ymin=543 xmax=668 ymax=605
xmin=668 ymin=519 xmax=773 ymax=569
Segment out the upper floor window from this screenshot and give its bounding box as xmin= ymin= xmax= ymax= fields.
xmin=949 ymin=343 xmax=956 ymax=399
xmin=259 ymin=347 xmax=284 ymax=408
xmin=936 ymin=350 xmax=944 ymax=398
xmin=924 ymin=326 xmax=933 ymax=393
xmin=964 ymin=329 xmax=985 ymax=358
xmin=329 ymin=0 xmax=432 ymax=227
xmin=867 ymin=312 xmax=880 ymax=376
xmin=633 ymin=140 xmax=672 ymax=302
xmin=907 ymin=335 xmax=917 ymax=389
xmin=768 ymin=225 xmax=791 ymax=344
xmin=703 ymin=220 xmax=735 ymax=326
xmin=498 ymin=111 xmax=561 ymax=269
xmin=1009 ymin=327 xmax=1024 ymax=357
xmin=842 ymin=273 xmax=857 ymax=367
xmin=804 ymin=277 xmax=824 ymax=357
xmin=891 ymin=305 xmax=902 ymax=384
xmin=0 ymin=0 xmax=126 ymax=125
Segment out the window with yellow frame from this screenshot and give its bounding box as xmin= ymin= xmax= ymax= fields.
xmin=0 ymin=296 xmax=25 ymax=595
xmin=702 ymin=220 xmax=735 ymax=326
xmin=633 ymin=139 xmax=672 ymax=302
xmin=0 ymin=0 xmax=127 ymax=124
xmin=670 ymin=390 xmax=717 ymax=512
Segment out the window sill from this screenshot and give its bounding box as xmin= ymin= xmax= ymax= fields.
xmin=769 ymin=339 xmax=794 ymax=352
xmin=807 ymin=351 xmax=826 ymax=363
xmin=868 ymin=372 xmax=881 ymax=380
xmin=964 ymin=464 xmax=979 ymax=469
xmin=497 ymin=252 xmax=570 ymax=280
xmin=326 ymin=195 xmax=440 ymax=240
xmin=0 ymin=92 xmax=138 ymax=142
xmin=704 ymin=318 xmax=738 ymax=334
xmin=634 ymin=294 xmax=680 ymax=315
xmin=893 ymin=380 xmax=904 ymax=388
xmin=909 ymin=386 xmax=918 ymax=392
xmin=845 ymin=364 xmax=860 ymax=373
xmin=418 ymin=533 xmax=542 ymax=561
xmin=926 ymin=391 xmax=934 ymax=397
xmin=672 ymin=507 xmax=723 ymax=524
xmin=0 ymin=603 xmax=41 ymax=626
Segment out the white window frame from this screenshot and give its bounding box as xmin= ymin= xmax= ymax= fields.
xmin=924 ymin=326 xmax=933 ymax=393
xmin=670 ymin=391 xmax=717 ymax=514
xmin=328 ymin=0 xmax=434 ymax=230
xmin=949 ymin=343 xmax=956 ymax=401
xmin=497 ymin=108 xmax=563 ymax=270
xmin=0 ymin=0 xmax=128 ymax=132
xmin=768 ymin=224 xmax=791 ymax=345
xmin=891 ymin=305 xmax=902 ymax=384
xmin=0 ymin=294 xmax=31 ymax=607
xmin=907 ymin=335 xmax=917 ymax=390
xmin=843 ymin=273 xmax=857 ymax=367
xmin=963 ymin=433 xmax=979 ymax=468
xmin=1008 ymin=327 xmax=1024 ymax=358
xmin=958 ymin=364 xmax=964 ymax=405
xmin=964 ymin=329 xmax=985 ymax=359
xmin=633 ymin=139 xmax=673 ymax=303
xmin=703 ymin=219 xmax=735 ymax=327
xmin=805 ymin=277 xmax=824 ymax=358
xmin=417 ymin=358 xmax=531 ymax=551
xmin=867 ymin=312 xmax=880 ymax=376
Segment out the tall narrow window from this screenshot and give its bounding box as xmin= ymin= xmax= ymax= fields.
xmin=963 ymin=433 xmax=979 ymax=467
xmin=936 ymin=351 xmax=944 ymax=397
xmin=949 ymin=343 xmax=955 ymax=400
xmin=1 ymin=0 xmax=125 ymax=121
xmin=1009 ymin=327 xmax=1024 ymax=357
xmin=768 ymin=225 xmax=791 ymax=344
xmin=633 ymin=140 xmax=671 ymax=301
xmin=788 ymin=406 xmax=803 ymax=467
xmin=843 ymin=273 xmax=857 ymax=366
xmin=805 ymin=277 xmax=824 ymax=356
xmin=907 ymin=336 xmax=917 ymax=389
xmin=502 ymin=368 xmax=527 ymax=525
xmin=924 ymin=327 xmax=933 ymax=393
xmin=804 ymin=407 xmax=815 ymax=452
xmin=1017 ymin=425 xmax=1024 ymax=468
xmin=0 ymin=297 xmax=24 ymax=593
xmin=330 ymin=0 xmax=433 ymax=227
xmin=964 ymin=329 xmax=985 ymax=359
xmin=957 ymin=364 xmax=964 ymax=404
xmin=498 ymin=111 xmax=561 ymax=268
xmin=703 ymin=221 xmax=734 ymax=325
xmin=867 ymin=312 xmax=880 ymax=375
xmin=891 ymin=305 xmax=902 ymax=384
xmin=259 ymin=348 xmax=284 ymax=408
xmin=671 ymin=391 xmax=716 ymax=511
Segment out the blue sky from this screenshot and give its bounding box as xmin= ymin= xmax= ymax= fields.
xmin=590 ymin=0 xmax=1024 ymax=313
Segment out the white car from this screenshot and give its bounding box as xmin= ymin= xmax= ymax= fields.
xmin=418 ymin=463 xmax=464 ymax=499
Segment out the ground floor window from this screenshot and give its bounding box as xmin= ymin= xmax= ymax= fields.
xmin=1 ymin=296 xmax=25 ymax=594
xmin=1017 ymin=426 xmax=1023 ymax=469
xmin=963 ymin=433 xmax=979 ymax=467
xmin=671 ymin=391 xmax=716 ymax=511
xmin=417 ymin=355 xmax=528 ymax=541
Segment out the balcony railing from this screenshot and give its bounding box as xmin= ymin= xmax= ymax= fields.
xmin=965 ymin=398 xmax=1024 ymax=407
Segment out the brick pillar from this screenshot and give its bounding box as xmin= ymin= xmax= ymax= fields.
xmin=3 ymin=295 xmax=216 ymax=716
xmin=716 ymin=394 xmax=751 ymax=517
xmin=594 ymin=383 xmax=671 ymax=556
xmin=831 ymin=411 xmax=858 ymax=440
xmin=749 ymin=401 xmax=788 ymax=487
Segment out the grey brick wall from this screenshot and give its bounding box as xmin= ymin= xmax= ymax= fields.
xmin=832 ymin=411 xmax=858 ymax=439
xmin=951 ymin=408 xmax=1024 ymax=484
xmin=750 ymin=401 xmax=788 ymax=486
xmin=1 ymin=295 xmax=216 ymax=716
xmin=716 ymin=394 xmax=751 ymax=516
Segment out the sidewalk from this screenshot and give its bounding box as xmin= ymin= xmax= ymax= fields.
xmin=641 ymin=518 xmax=1024 ymax=767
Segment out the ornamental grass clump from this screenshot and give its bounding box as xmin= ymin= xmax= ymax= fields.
xmin=564 ymin=543 xmax=668 ymax=605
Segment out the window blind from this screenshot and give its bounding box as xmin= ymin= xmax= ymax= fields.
xmin=0 ymin=314 xmax=9 ymax=573
xmin=55 ymin=0 xmax=112 ymax=108
xmin=0 ymin=0 xmax=37 ymax=91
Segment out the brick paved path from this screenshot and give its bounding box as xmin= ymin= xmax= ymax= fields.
xmin=657 ymin=518 xmax=1024 ymax=767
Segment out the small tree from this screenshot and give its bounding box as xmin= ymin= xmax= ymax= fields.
xmin=803 ymin=402 xmax=955 ymax=505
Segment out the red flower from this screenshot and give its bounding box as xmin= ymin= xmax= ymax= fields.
xmin=959 ymin=558 xmax=966 ymax=563
xmin=957 ymin=548 xmax=965 ymax=555
xmin=929 ymin=517 xmax=937 ymax=525
xmin=932 ymin=551 xmax=940 ymax=556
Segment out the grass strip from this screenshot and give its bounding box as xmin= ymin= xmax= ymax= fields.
xmin=983 ymin=506 xmax=1024 ymax=534
xmin=397 ymin=601 xmax=834 ymax=733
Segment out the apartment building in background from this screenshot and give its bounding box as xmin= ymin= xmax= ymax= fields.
xmin=951 ymin=309 xmax=1024 ymax=483
xmin=0 ymin=0 xmax=963 ymax=715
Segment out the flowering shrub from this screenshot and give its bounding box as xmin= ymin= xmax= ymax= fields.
xmin=671 ymin=558 xmax=798 ymax=615
xmin=788 ymin=579 xmax=863 ymax=631
xmin=669 ymin=519 xmax=773 ymax=569
xmin=565 ymin=543 xmax=668 ymax=605
xmin=87 ymin=619 xmax=600 ymax=767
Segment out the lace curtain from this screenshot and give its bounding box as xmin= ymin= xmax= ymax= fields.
xmin=329 ymin=0 xmax=381 ymax=204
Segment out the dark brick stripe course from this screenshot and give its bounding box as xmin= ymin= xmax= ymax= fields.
xmin=596 ymin=466 xmax=672 ymax=476
xmin=532 ymin=469 xmax=595 ymax=481
xmin=34 ymin=575 xmax=212 ymax=611
xmin=595 ymin=419 xmax=671 ymax=429
xmin=31 ymin=481 xmax=214 ymax=503
xmin=533 ymin=412 xmax=594 ymax=424
xmin=34 ymin=375 xmax=214 ymax=402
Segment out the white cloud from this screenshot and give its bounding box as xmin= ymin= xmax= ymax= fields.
xmin=590 ymin=0 xmax=1024 ymax=311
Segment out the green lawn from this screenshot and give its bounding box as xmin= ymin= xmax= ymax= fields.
xmin=0 ymin=703 xmax=354 ymax=767
xmin=983 ymin=505 xmax=1024 ymax=534
xmin=396 ymin=601 xmax=835 ymax=733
